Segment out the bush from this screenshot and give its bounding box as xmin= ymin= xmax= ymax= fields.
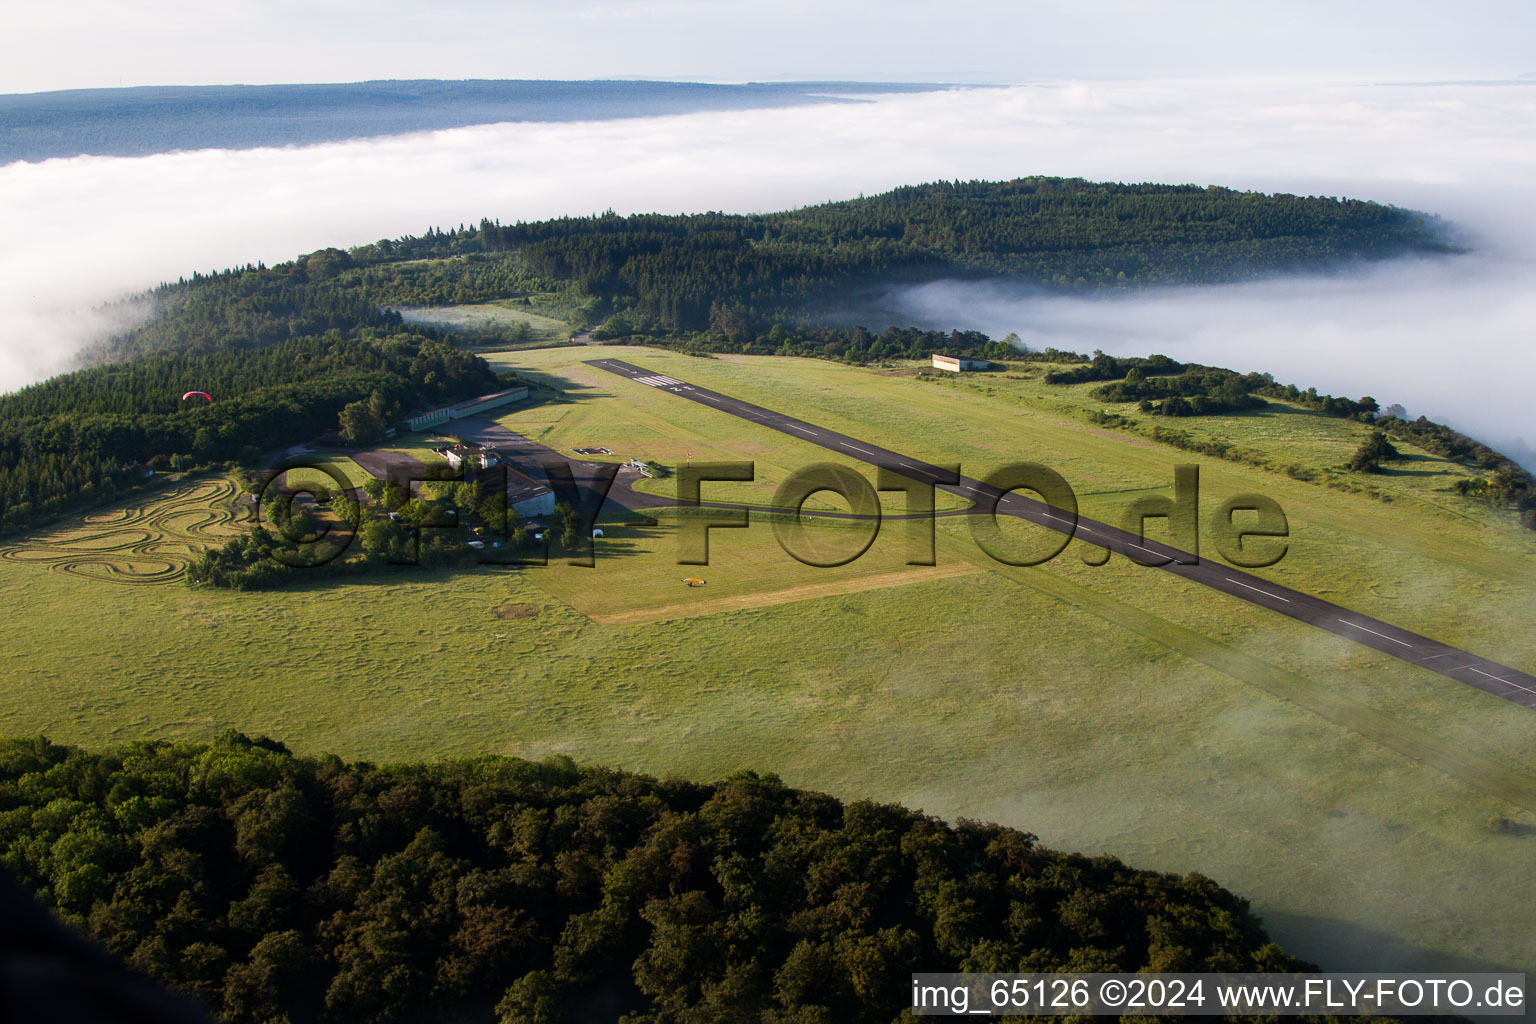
xmin=1349 ymin=431 xmax=1401 ymax=473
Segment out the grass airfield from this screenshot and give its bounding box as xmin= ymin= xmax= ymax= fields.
xmin=2 ymin=345 xmax=1535 ymax=979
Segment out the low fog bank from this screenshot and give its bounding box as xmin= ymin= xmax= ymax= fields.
xmin=4 ymin=76 xmax=1536 ymax=427
xmin=862 ymin=177 xmax=1536 ymax=464
xmin=0 ymin=296 xmax=150 ymax=392
xmin=875 ymin=243 xmax=1536 ymax=465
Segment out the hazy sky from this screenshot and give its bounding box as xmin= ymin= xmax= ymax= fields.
xmin=3 ymin=0 xmax=1535 ymax=94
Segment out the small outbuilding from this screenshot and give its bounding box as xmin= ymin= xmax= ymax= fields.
xmin=434 ymin=443 xmax=502 ymax=470
xmin=931 ymin=354 xmax=990 ymax=372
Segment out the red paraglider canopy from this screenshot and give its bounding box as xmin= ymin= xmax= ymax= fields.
xmin=181 ymin=391 xmax=212 ymax=403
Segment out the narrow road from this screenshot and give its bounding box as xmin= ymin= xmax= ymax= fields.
xmin=586 ymin=357 xmax=1536 ymax=711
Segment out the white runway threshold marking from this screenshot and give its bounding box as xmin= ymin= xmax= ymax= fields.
xmin=1338 ymin=619 xmax=1413 ymax=647
xmin=1467 ymin=666 xmax=1536 ymax=696
xmin=1224 ymin=577 xmax=1291 ymax=602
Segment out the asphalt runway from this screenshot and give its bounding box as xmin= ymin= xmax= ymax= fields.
xmin=450 ymin=415 xmax=978 ymax=523
xmin=586 ymin=357 xmax=1536 ymax=712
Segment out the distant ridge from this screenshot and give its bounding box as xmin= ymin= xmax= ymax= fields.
xmin=0 ymin=79 xmax=960 ymax=164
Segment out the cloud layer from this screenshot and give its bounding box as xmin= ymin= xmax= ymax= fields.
xmin=2 ymin=78 xmax=1533 ymax=453
xmin=882 ymin=250 xmax=1536 ymax=460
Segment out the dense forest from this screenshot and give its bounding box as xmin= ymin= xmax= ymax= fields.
xmin=0 ymin=733 xmax=1326 ymax=1024
xmin=344 ymin=178 xmax=1449 ymax=334
xmin=109 ymin=177 xmax=1451 ymax=358
xmin=103 ymin=255 xmax=401 ymax=360
xmin=86 ymin=180 xmax=1449 ymax=370
xmin=0 ymin=332 xmax=498 ymax=535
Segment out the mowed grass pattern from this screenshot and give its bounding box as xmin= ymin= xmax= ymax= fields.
xmin=1 ymin=346 xmax=1535 ymax=979
xmin=0 ymin=477 xmax=248 ymax=585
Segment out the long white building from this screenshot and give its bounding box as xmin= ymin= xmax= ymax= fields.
xmin=403 ymin=386 xmax=529 ymax=432
xmin=931 ymin=354 xmax=990 ymax=372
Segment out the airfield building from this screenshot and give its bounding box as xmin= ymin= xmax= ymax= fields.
xmin=436 ymin=444 xmax=501 ymax=470
xmin=428 ymin=442 xmax=553 ymax=516
xmin=931 ymin=354 xmax=989 ymax=372
xmin=403 ymin=385 xmax=529 ymax=432
xmin=505 ymin=465 xmax=556 ymax=517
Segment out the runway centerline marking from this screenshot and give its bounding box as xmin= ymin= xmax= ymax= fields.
xmin=1338 ymin=619 xmax=1412 ymax=647
xmin=1225 ymin=577 xmax=1291 ymax=602
xmin=1468 ymin=666 xmax=1536 ymax=696
xmin=1488 ymin=676 xmax=1536 ymax=697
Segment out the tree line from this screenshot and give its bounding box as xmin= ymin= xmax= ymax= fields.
xmin=135 ymin=177 xmax=1447 ymax=346
xmin=184 ymin=474 xmax=583 ymax=590
xmin=371 ymin=179 xmax=1448 ymax=333
xmin=102 ymin=252 xmax=402 ymax=360
xmin=1036 ymin=351 xmax=1536 ymax=526
xmin=0 ymin=332 xmax=498 ymax=535
xmin=0 ymin=733 xmax=1340 ymax=1024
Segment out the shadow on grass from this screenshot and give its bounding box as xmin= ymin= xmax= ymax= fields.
xmin=1225 ymin=401 xmax=1333 ymax=421
xmin=1376 ymin=452 xmax=1456 ymax=478
xmin=503 ymin=367 xmax=608 ymax=399
xmin=1263 ymin=910 xmax=1517 ymax=975
xmin=226 ymin=516 xmax=673 ymax=597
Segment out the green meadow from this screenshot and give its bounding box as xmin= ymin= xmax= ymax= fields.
xmin=394 ymin=301 xmax=575 ymax=349
xmin=2 ymin=344 xmax=1535 ymax=980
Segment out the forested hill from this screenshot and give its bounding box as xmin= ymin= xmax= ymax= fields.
xmin=0 ymin=332 xmax=497 ymax=534
xmin=0 ymin=177 xmax=1452 ymax=536
xmin=0 ymin=734 xmax=1315 ymax=1024
xmin=110 ymin=177 xmax=1453 ymax=357
xmin=464 ymin=179 xmax=1450 ymax=331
